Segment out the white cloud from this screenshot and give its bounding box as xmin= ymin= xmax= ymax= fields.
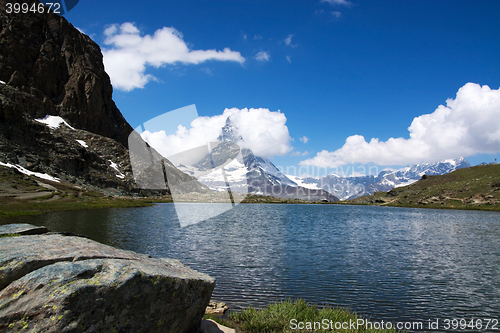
xmin=286 ymin=56 xmax=292 ymax=63
xmin=254 ymin=34 xmax=263 ymax=40
xmin=141 ymin=108 xmax=292 ymax=159
xmin=301 ymin=83 xmax=500 ymax=167
xmin=331 ymin=11 xmax=342 ymax=18
xmin=201 ymin=67 xmax=213 ymax=75
xmin=102 ymin=22 xmax=245 ymax=91
xmin=320 ymin=0 xmax=352 ymax=6
xmin=299 ymin=136 xmax=309 ymax=143
xmin=290 ymin=150 xmax=309 ymax=156
xmin=284 ymin=34 xmax=297 ymax=47
xmin=255 ymin=51 xmax=270 ymax=62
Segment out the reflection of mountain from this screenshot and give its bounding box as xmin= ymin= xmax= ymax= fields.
xmin=287 ymin=158 xmax=471 ymax=200
xmin=176 ymin=118 xmax=339 ymax=202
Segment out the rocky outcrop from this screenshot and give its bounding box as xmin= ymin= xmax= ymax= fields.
xmin=0 ymin=0 xmax=209 ymax=196
xmin=0 ymin=0 xmax=131 ymax=146
xmin=0 ymin=224 xmax=215 ymax=333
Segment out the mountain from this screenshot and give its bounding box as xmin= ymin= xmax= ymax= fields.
xmin=0 ymin=1 xmax=206 ymax=196
xmin=348 ymin=163 xmax=500 ymax=211
xmin=287 ymin=158 xmax=471 ymax=200
xmin=176 ymin=118 xmax=339 ymax=202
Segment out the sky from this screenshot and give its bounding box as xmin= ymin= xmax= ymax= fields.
xmin=63 ymin=0 xmax=500 ymax=177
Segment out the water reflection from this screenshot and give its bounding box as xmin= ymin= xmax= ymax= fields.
xmin=3 ymin=204 xmax=499 ymax=331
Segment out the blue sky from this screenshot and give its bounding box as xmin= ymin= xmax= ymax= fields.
xmin=64 ymin=0 xmax=500 ymax=176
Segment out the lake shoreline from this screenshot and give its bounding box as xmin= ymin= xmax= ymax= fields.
xmin=2 ymin=192 xmax=499 ymax=220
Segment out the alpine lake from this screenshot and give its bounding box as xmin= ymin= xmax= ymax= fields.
xmin=4 ymin=203 xmax=500 ymax=332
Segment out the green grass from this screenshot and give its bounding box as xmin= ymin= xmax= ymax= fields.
xmin=228 ymin=299 xmax=400 ymax=333
xmin=0 ymin=233 xmax=21 ymax=238
xmin=0 ymin=197 xmax=157 ymax=219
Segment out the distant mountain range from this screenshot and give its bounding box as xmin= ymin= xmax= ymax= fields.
xmin=287 ymin=157 xmax=471 ymax=200
xmin=176 ymin=118 xmax=471 ymax=202
xmin=349 ymin=163 xmax=500 ymax=210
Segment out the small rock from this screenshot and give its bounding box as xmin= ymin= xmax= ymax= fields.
xmin=200 ymin=319 xmax=235 ymax=333
xmin=205 ymin=301 xmax=229 ymax=315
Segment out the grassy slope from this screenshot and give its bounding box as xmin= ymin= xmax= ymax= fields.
xmin=347 ymin=164 xmax=500 ymax=211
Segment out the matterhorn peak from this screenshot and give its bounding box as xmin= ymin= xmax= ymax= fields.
xmin=217 ymin=117 xmax=243 ymax=143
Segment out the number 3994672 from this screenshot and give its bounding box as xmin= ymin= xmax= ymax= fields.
xmin=5 ymin=2 xmax=61 ymax=14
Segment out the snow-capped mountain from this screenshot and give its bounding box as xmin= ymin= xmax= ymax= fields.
xmin=286 ymin=157 xmax=471 ymax=200
xmin=176 ymin=118 xmax=338 ymax=201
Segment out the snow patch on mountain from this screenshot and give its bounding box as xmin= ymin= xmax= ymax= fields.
xmin=108 ymin=160 xmax=125 ymax=179
xmin=197 ymin=158 xmax=248 ymax=192
xmin=35 ymin=115 xmax=75 ymax=130
xmin=76 ymin=140 xmax=88 ymax=148
xmin=286 ymin=175 xmax=321 ymax=190
xmin=0 ymin=161 xmax=60 ymax=182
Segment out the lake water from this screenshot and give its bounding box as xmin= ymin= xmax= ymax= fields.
xmin=4 ymin=204 xmax=500 ymax=332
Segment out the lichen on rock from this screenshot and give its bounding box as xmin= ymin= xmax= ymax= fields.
xmin=0 ymin=223 xmax=215 ymax=332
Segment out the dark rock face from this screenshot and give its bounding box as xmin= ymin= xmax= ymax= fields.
xmin=0 ymin=0 xmax=208 ymax=195
xmin=0 ymin=224 xmax=215 ymax=333
xmin=0 ymin=0 xmax=131 ymax=146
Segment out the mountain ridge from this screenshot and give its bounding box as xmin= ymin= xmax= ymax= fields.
xmin=176 ymin=118 xmax=339 ymax=201
xmin=347 ymin=163 xmax=500 ymax=211
xmin=287 ymin=157 xmax=471 ymax=200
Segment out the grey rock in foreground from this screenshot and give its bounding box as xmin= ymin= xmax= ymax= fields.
xmin=0 ymin=223 xmax=49 ymax=236
xmin=0 ymin=224 xmax=215 ymax=333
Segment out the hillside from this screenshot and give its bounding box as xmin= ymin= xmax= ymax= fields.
xmin=348 ymin=164 xmax=500 ymax=211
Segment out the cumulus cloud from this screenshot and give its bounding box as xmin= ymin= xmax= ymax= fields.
xmin=320 ymin=0 xmax=352 ymax=6
xmin=299 ymin=136 xmax=309 ymax=143
xmin=255 ymin=51 xmax=270 ymax=62
xmin=140 ymin=108 xmax=292 ymax=159
xmin=301 ymin=83 xmax=500 ymax=167
xmin=102 ymin=22 xmax=245 ymax=91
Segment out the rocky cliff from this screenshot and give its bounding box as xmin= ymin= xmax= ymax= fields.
xmin=0 ymin=0 xmax=131 ymax=145
xmin=0 ymin=0 xmax=207 ymax=195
